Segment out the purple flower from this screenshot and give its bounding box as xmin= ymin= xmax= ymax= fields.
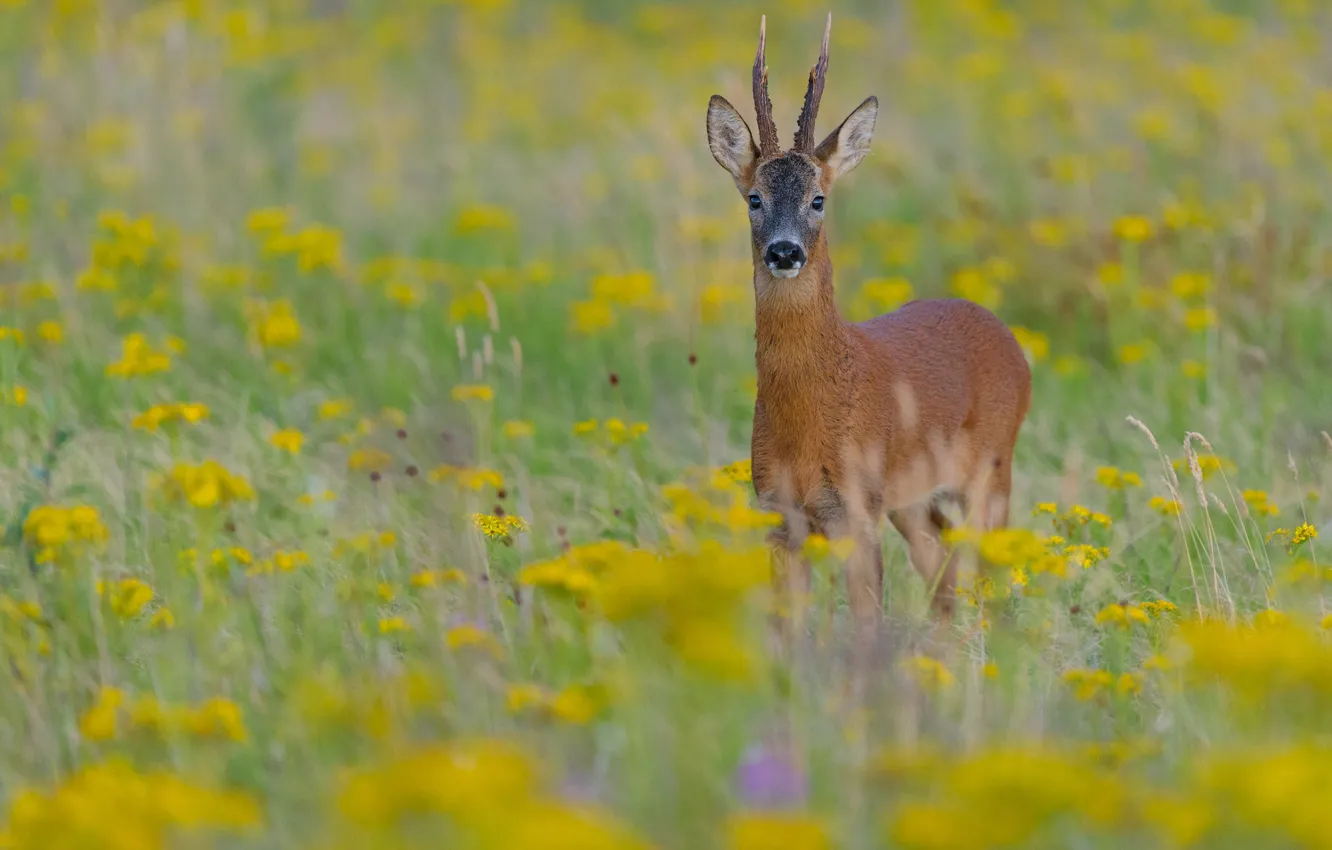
xmin=560 ymin=770 xmax=602 ymax=804
xmin=735 ymin=744 xmax=807 ymax=808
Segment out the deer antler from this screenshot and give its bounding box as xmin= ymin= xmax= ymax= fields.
xmin=752 ymin=15 xmax=782 ymax=160
xmin=793 ymin=13 xmax=831 ymax=154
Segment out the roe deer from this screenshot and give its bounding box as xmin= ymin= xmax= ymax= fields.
xmin=705 ymin=15 xmax=1031 ymax=627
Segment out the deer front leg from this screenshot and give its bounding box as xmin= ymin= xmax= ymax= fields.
xmin=766 ymin=525 xmax=812 ymax=667
xmin=767 ymin=524 xmax=812 ymax=621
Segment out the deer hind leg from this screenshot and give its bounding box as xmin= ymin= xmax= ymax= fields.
xmin=889 ymin=503 xmax=956 ymax=622
xmin=965 ymin=453 xmax=1014 ymax=532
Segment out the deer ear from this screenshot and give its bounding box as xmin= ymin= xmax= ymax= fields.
xmin=814 ymin=96 xmax=877 ymax=182
xmin=707 ymin=95 xmax=760 ymax=193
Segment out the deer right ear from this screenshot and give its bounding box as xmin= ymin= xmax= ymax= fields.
xmin=707 ymin=95 xmax=760 ymax=193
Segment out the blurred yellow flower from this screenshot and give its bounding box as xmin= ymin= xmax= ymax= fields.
xmin=728 ymin=813 xmax=830 ymax=850
xmin=132 ymin=402 xmax=209 ymax=432
xmin=1009 ymin=326 xmax=1049 ymax=362
xmin=1170 ymin=271 xmax=1211 ymax=300
xmin=270 ymin=428 xmax=304 ymax=454
xmin=246 ymin=298 xmax=302 ymax=348
xmin=901 ymin=655 xmax=955 ymax=692
xmin=246 ymin=206 xmax=291 ymax=234
xmin=1184 ymin=306 xmax=1218 ymax=332
xmin=453 ymin=204 xmax=515 ymax=235
xmin=79 ymin=687 xmax=124 ymax=741
xmin=950 ymin=267 xmax=1002 ymax=309
xmin=571 ymin=299 xmax=615 ymax=334
xmin=452 ymin=384 xmax=494 ymax=403
xmin=158 ymin=460 xmax=255 ymax=508
xmin=378 ymin=617 xmax=411 ymax=635
xmin=1113 ymin=215 xmax=1153 ymax=242
xmin=1096 ymin=466 xmax=1143 ymax=489
xmin=36 ymin=320 xmax=63 ymax=343
xmin=1116 ymin=341 xmax=1154 ymax=365
xmin=23 ymin=504 xmax=109 ymax=563
xmin=106 ymin=332 xmax=172 ymax=378
xmin=319 ymin=398 xmax=354 ymax=420
xmin=348 ymin=447 xmax=392 ymax=472
xmin=1242 ymin=489 xmax=1279 ymax=517
xmin=502 ymin=419 xmax=534 ymax=439
xmin=99 ymin=578 xmax=154 ymax=619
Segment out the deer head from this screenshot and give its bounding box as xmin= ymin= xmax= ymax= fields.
xmin=706 ymin=14 xmax=878 ymax=280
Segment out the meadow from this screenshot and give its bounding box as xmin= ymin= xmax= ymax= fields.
xmin=1 ymin=0 xmax=1331 ymax=847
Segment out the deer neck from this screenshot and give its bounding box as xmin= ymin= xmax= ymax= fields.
xmin=753 ymin=236 xmax=851 ymax=432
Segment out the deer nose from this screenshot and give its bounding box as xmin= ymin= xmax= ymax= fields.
xmin=764 ymin=241 xmax=806 ymax=271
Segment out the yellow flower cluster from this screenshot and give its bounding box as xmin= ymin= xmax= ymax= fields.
xmin=79 ymin=686 xmax=248 ymax=743
xmin=22 ymin=504 xmax=109 ymax=564
xmin=269 ymin=427 xmax=304 ymax=453
xmin=470 ymin=513 xmax=529 ymax=540
xmin=901 ymin=655 xmax=956 ymax=693
xmin=243 ymin=549 xmax=311 ymax=576
xmin=573 ymin=417 xmax=649 ymax=445
xmin=337 ymin=739 xmax=648 ymax=848
xmin=451 ymin=383 xmax=494 ymax=402
xmin=1174 ymin=615 xmax=1332 ymax=700
xmin=105 ymin=332 xmax=173 ymax=377
xmin=1095 ymin=466 xmax=1143 ymax=489
xmin=245 ymin=297 xmax=303 ymax=348
xmin=156 ymin=460 xmax=255 ymax=508
xmin=0 ymin=759 xmax=260 ymax=850
xmin=294 ymin=667 xmax=443 ymax=740
xmin=1063 ymin=669 xmax=1142 ymax=701
xmin=333 ymin=530 xmax=397 ymax=558
xmin=506 ymin=682 xmax=607 ymax=724
xmin=1172 ymin=454 xmax=1236 ymax=481
xmin=728 ymin=812 xmax=830 ymax=850
xmin=131 ymin=401 xmax=209 ymax=431
xmin=571 ymin=270 xmax=669 ymax=334
xmin=1241 ymin=489 xmax=1280 ymax=517
xmin=254 ymin=213 xmax=343 ymax=273
xmin=430 ymin=465 xmax=504 ymax=490
xmin=1149 ymin=496 xmax=1183 ymax=516
xmin=519 ymin=540 xmax=635 ymax=598
xmin=888 ymin=746 xmax=1129 ymax=849
xmin=1292 ymin=522 xmax=1318 ymax=546
xmin=661 ymin=470 xmax=781 ymax=536
xmin=596 ymin=541 xmax=769 ymax=681
xmin=95 ymin=577 xmax=155 ymax=619
xmin=1094 ymin=600 xmax=1175 ymax=629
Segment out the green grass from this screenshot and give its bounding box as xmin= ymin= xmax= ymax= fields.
xmin=0 ymin=1 xmax=1331 ymax=848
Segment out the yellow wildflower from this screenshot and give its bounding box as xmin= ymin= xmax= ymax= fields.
xmin=452 ymin=384 xmax=494 ymax=402
xmin=1113 ymin=215 xmax=1153 ymax=242
xmin=270 ymin=428 xmax=304 ymax=454
xmin=1293 ymin=522 xmax=1318 ymax=546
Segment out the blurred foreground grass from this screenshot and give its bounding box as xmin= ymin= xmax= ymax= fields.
xmin=1 ymin=0 xmax=1331 ymax=848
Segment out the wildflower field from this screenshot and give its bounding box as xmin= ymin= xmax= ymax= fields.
xmin=2 ymin=0 xmax=1332 ymax=847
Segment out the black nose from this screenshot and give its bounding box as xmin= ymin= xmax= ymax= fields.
xmin=764 ymin=241 xmax=806 ymax=270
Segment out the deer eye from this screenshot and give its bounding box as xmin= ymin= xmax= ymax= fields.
xmin=748 ymin=194 xmax=762 ymax=210
xmin=811 ymin=196 xmax=825 ymax=212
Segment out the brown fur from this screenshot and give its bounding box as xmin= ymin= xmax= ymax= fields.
xmin=750 ymin=217 xmax=1031 ymax=621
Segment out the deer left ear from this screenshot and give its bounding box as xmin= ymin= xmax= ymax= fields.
xmin=814 ymin=96 xmax=878 ymax=182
